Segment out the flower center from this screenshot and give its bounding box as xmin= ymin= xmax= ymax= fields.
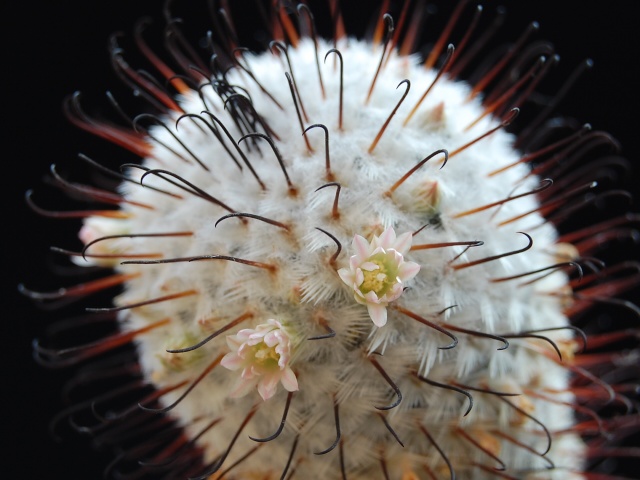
xmin=252 ymin=344 xmax=280 ymax=369
xmin=359 ymin=252 xmax=398 ymax=297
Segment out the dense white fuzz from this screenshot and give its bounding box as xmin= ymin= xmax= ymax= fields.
xmin=78 ymin=38 xmax=586 ymax=478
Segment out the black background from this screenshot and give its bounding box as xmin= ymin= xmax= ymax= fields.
xmin=5 ymin=1 xmax=639 ymax=478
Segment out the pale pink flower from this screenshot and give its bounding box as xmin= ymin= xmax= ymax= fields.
xmin=338 ymin=227 xmax=421 ymax=327
xmin=221 ymin=319 xmax=298 ymax=401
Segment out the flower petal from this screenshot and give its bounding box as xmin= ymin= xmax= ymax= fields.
xmin=280 ymin=367 xmax=299 ymax=392
xmin=353 ymin=234 xmax=371 ymax=262
xmin=393 ymin=231 xmax=414 ymax=255
xmin=257 ymin=374 xmax=281 ymax=401
xmin=381 ymin=283 xmax=403 ymax=302
xmin=221 ymin=352 xmax=243 ymax=370
xmin=364 ymin=290 xmax=381 ymax=303
xmin=377 ymin=227 xmax=397 ymax=249
xmin=266 ymin=319 xmax=282 ymax=329
xmin=229 ymin=377 xmax=256 ymax=398
xmin=398 ymin=260 xmax=421 ymax=281
xmin=337 ymin=267 xmax=354 ymax=286
xmin=263 ymin=330 xmax=280 ymax=347
xmin=367 ymin=303 xmax=388 ymax=327
xmin=353 ymin=291 xmax=367 ymax=305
